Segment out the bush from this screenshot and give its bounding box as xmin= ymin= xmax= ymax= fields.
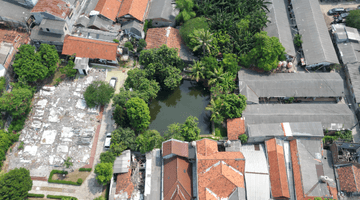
xmin=18 ymin=141 xmax=24 ymax=150
xmin=0 ymin=77 xmax=5 ymax=95
xmin=239 ymin=134 xmax=248 ymax=144
xmin=27 ymin=193 xmax=45 ymax=198
xmin=124 ymin=41 xmax=133 ymax=51
xmin=0 ymin=168 xmax=33 ymax=199
xmin=60 ymin=60 xmax=77 ymax=78
xmin=347 ymin=9 xmax=360 ymax=29
xmin=95 ymin=163 xmax=113 ymax=185
xmin=179 ymin=17 xmax=209 ymax=48
xmin=79 ymin=168 xmax=92 ymax=172
xmin=46 ymin=195 xmax=78 ymax=200
xmin=84 ymin=81 xmax=115 ymax=108
xmin=48 ymin=170 xmax=81 ymax=186
xmin=137 ymin=39 xmax=147 ymax=53
xmin=113 ymin=39 xmax=119 ymax=43
xmin=77 ymin=178 xmax=83 ymax=185
xmin=294 ymin=34 xmax=303 ymax=47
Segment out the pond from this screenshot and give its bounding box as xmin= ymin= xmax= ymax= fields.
xmin=149 ymin=80 xmax=212 ymax=136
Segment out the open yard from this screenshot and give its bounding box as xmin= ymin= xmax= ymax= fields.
xmin=53 ymin=170 xmax=91 ymax=182
xmin=319 ymin=1 xmax=359 ymax=28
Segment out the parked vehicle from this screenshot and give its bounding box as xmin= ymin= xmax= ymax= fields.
xmin=340 ymin=12 xmax=350 ymax=19
xmin=104 ymin=133 xmax=112 ymax=149
xmin=109 ymin=77 xmax=117 ymax=88
xmin=328 ymin=8 xmax=346 ymax=15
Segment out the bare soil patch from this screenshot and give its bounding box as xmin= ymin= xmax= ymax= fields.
xmin=53 ymin=169 xmax=91 ymax=182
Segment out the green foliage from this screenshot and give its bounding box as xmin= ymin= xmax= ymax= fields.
xmin=100 ymin=151 xmax=116 ymax=164
xmin=164 ymin=123 xmax=184 ymax=140
xmin=60 ymin=60 xmax=77 ymax=78
xmin=94 ymin=197 xmax=106 ymax=200
xmin=79 ymin=168 xmax=92 ymax=172
xmin=84 ymin=81 xmax=115 ymax=108
xmin=176 ymin=0 xmax=196 ymax=23
xmin=239 ymin=134 xmax=248 ymax=144
xmin=0 ymin=168 xmax=32 ymax=200
xmin=110 ymin=142 xmax=127 ymax=156
xmin=285 ymin=97 xmax=294 ymax=104
xmin=206 ymin=93 xmax=247 ymax=124
xmin=46 ymin=195 xmax=77 ymax=200
xmin=180 ymin=116 xmax=200 ymax=141
xmin=113 ymin=104 xmax=130 ymax=128
xmin=125 ymin=41 xmax=133 ymax=51
xmin=313 ymin=198 xmax=322 ymax=200
xmin=214 ymin=124 xmax=227 ymax=137
xmin=95 ymin=163 xmax=113 ymax=185
xmin=8 ymin=116 xmax=27 ymax=133
xmin=125 ymin=97 xmax=151 ymax=132
xmin=179 ymin=17 xmax=209 ymax=48
xmin=0 ymin=130 xmax=19 ymax=167
xmin=0 ymin=77 xmax=5 ymax=95
xmin=18 ymin=141 xmax=24 ymax=150
xmin=144 ymin=20 xmax=152 ymax=33
xmin=346 ymin=9 xmax=360 ymax=29
xmin=13 ymin=44 xmax=59 ymax=82
xmin=113 ymin=39 xmax=119 ymax=43
xmin=27 ymin=193 xmax=45 ymax=198
xmin=240 ymin=31 xmax=286 ymax=71
xmin=136 ymin=130 xmax=164 ymax=153
xmin=48 ymin=170 xmax=81 ymax=186
xmin=113 ymin=88 xmax=147 ymax=107
xmin=190 ymin=61 xmax=205 ymax=82
xmin=211 ymin=31 xmax=233 ymax=55
xmin=221 ymin=53 xmax=240 ymax=75
xmin=111 ymin=127 xmax=137 ymax=151
xmin=0 ymin=87 xmax=33 ymax=117
xmin=137 ymin=39 xmax=147 ymax=53
xmin=323 ymin=130 xmax=353 ymax=143
xmin=63 ymin=157 xmax=73 ymax=168
xmin=190 ymin=29 xmax=214 ymax=55
xmin=77 ymin=178 xmax=83 ymax=185
xmin=294 ymin=34 xmax=303 ymax=47
xmin=124 ymin=69 xmax=160 ymax=101
xmin=201 ymin=56 xmax=219 ymax=79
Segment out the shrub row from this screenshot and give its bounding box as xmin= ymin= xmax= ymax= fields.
xmin=46 ymin=194 xmax=78 ymax=200
xmin=27 ymin=193 xmax=45 ymax=198
xmin=79 ymin=168 xmax=92 ymax=172
xmin=48 ymin=170 xmax=81 ymax=186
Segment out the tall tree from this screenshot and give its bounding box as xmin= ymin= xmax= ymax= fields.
xmin=136 ymin=130 xmax=164 ymax=153
xmin=176 ymin=0 xmax=196 ymax=23
xmin=124 ymin=69 xmax=160 ymax=101
xmin=37 ymin=43 xmax=59 ymax=75
xmin=0 ymin=168 xmax=32 ymax=200
xmin=95 ymin=163 xmax=113 ymax=185
xmin=181 ymin=116 xmax=200 ymax=141
xmin=190 ymin=29 xmax=214 ymax=55
xmin=125 ymin=97 xmax=151 ymax=132
xmin=84 ymin=81 xmax=115 ymax=108
xmin=111 ymin=127 xmax=137 ymax=151
xmin=0 ymin=87 xmax=33 ymax=117
xmin=189 ymin=61 xmax=205 ymax=82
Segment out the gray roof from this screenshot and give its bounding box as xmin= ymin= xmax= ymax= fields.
xmin=248 ymin=122 xmax=324 ymax=139
xmin=113 ymin=150 xmax=131 ymax=174
xmin=338 ymin=41 xmax=360 ymax=104
xmin=144 ymin=149 xmax=161 ymax=200
xmin=88 ymin=15 xmax=113 ymax=31
xmin=74 ymin=15 xmax=90 ymax=27
xmin=75 ymin=27 xmax=120 ymax=42
xmin=228 ymin=187 xmax=246 ymax=200
xmin=0 ymin=42 xmax=13 ymax=65
xmin=243 ymin=104 xmax=355 ymax=130
xmin=74 ymin=57 xmax=89 ymax=69
xmin=265 ymin=0 xmax=295 ymax=56
xmin=122 ymin=21 xmax=143 ymax=37
xmin=0 ymin=0 xmax=31 ymax=24
xmin=292 ymin=0 xmax=339 ymax=65
xmin=39 ymin=19 xmax=66 ymax=31
xmin=147 ymin=0 xmax=175 ymax=21
xmin=238 ymin=70 xmax=345 ymax=104
xmin=30 ymin=26 xmax=65 ymax=42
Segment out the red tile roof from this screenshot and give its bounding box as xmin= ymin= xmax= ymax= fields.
xmin=145 ymin=28 xmax=182 ymax=51
xmin=62 ymin=35 xmax=118 ymax=60
xmin=196 ymin=138 xmax=245 ymax=200
xmin=337 ymin=164 xmax=360 ymax=193
xmin=265 ymin=138 xmax=290 ymax=199
xmin=117 ymin=0 xmax=148 ymax=21
xmin=95 ymin=0 xmax=122 ymax=21
xmin=163 ymin=156 xmax=192 ymax=200
xmin=227 ymin=118 xmax=245 ymax=140
xmin=162 ymin=140 xmax=189 ymax=158
xmin=116 ymin=169 xmax=134 ymax=196
xmin=31 ymin=0 xmax=70 ymax=19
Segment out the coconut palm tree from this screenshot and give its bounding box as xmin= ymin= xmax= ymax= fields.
xmin=207 ymin=66 xmax=224 ymax=86
xmin=189 ymin=61 xmax=205 ymax=82
xmin=191 ymin=29 xmax=214 ymax=55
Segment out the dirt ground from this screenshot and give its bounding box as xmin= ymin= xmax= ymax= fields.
xmin=53 ymin=170 xmax=91 ymax=182
xmin=319 ymin=1 xmax=359 ymax=28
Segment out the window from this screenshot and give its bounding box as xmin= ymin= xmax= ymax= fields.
xmin=46 ymin=28 xmax=50 ymax=32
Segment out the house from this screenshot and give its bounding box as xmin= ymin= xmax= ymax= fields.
xmin=121 ymin=21 xmax=144 ymax=39
xmin=238 ymin=70 xmax=345 ymax=104
xmin=116 ymin=0 xmax=149 ymax=23
xmin=0 ymin=42 xmax=14 ymax=78
xmin=265 ymin=0 xmax=295 ymax=58
xmin=0 ymin=0 xmax=32 ymax=29
xmin=290 ymin=139 xmax=337 ymax=200
xmin=145 ymin=27 xmax=196 ymax=63
xmin=291 ymin=0 xmax=339 ymax=68
xmin=73 ymin=57 xmax=89 ymax=75
xmin=62 ymin=35 xmax=119 ymax=64
xmin=336 ymin=164 xmax=360 ymax=196
xmin=94 ymin=0 xmax=122 ymax=22
xmin=330 ymin=142 xmax=360 ymax=167
xmin=242 ymin=103 xmax=355 ymax=131
xmin=146 ymin=0 xmax=179 ymax=27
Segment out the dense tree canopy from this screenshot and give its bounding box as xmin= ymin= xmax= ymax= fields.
xmin=136 ymin=130 xmax=164 ymax=153
xmin=164 ymin=116 xmax=201 ymax=141
xmin=176 ymin=0 xmax=196 ymax=23
xmin=0 ymin=87 xmax=33 ymax=117
xmin=0 ymin=168 xmax=32 ymax=200
xmin=113 ymin=104 xmax=130 ymax=128
xmin=60 ymin=60 xmax=77 ymax=77
xmin=124 ymin=69 xmax=160 ymax=102
xmin=95 ymin=163 xmax=113 ymax=185
xmin=180 ymin=17 xmax=209 ymax=49
xmin=111 ymin=127 xmax=137 ymax=151
xmin=13 ymin=44 xmax=59 ymax=82
xmin=0 ymin=130 xmax=18 ymax=167
xmin=125 ymin=97 xmax=151 ymax=132
xmin=347 ymin=9 xmax=360 ymax=29
xmin=84 ymin=81 xmax=115 ymax=108
xmin=100 ymin=151 xmax=116 ymax=164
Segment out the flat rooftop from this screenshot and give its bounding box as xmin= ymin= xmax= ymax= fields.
xmin=0 ymin=0 xmax=31 ymax=23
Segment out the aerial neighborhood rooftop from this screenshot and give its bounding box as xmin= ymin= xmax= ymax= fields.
xmin=2 ymin=0 xmax=360 ymax=200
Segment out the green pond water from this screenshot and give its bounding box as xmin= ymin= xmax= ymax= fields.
xmin=149 ymin=80 xmax=211 ymax=135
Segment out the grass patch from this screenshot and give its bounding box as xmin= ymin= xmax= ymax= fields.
xmin=50 ymin=70 xmax=64 ymax=86
xmin=214 ymin=124 xmax=227 ymax=138
xmin=53 ymin=169 xmax=91 ymax=183
xmin=79 ymin=168 xmax=92 ymax=172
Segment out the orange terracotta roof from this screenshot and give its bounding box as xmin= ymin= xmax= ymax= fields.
xmin=337 ymin=165 xmax=360 ymax=193
xmin=117 ymin=0 xmax=148 ymax=21
xmin=145 ymin=28 xmax=182 ymax=51
xmin=62 ymin=35 xmax=118 ymax=60
xmin=227 ymin=118 xmax=245 ymax=140
xmin=265 ymin=138 xmax=290 ymax=199
xmin=163 ymin=156 xmax=192 ymax=200
xmin=94 ymin=0 xmax=122 ymax=21
xmin=116 ymin=169 xmax=134 ymax=196
xmin=31 ymin=0 xmax=70 ymax=19
xmin=196 ymin=138 xmax=245 ymax=200
xmin=290 ymin=140 xmax=305 ymax=200
xmin=162 ymin=140 xmax=189 ymax=158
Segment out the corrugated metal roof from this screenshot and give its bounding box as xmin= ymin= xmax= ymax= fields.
xmin=292 ymin=0 xmax=339 ymax=65
xmin=243 ymin=104 xmax=355 ymax=130
xmin=147 ymin=0 xmax=175 ymax=21
xmin=238 ymin=70 xmax=345 ymax=101
xmin=265 ymin=0 xmax=295 ymax=56
xmin=244 ymin=173 xmax=270 ymax=200
xmin=113 ymin=150 xmax=131 ymax=173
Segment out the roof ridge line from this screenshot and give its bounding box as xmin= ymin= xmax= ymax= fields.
xmin=67 ymin=35 xmax=118 ymax=46
xmin=352 ymin=165 xmax=358 ymax=192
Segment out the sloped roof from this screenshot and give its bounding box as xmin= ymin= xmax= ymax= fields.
xmin=162 ymin=139 xmax=189 ymax=158
xmin=265 ymin=138 xmax=290 ymax=198
xmin=116 ymin=169 xmax=134 ymax=196
xmin=117 ymin=0 xmax=148 ymax=21
xmin=94 ymin=0 xmax=122 ymax=21
xmin=265 ymin=0 xmax=295 ymax=56
xmin=163 ymin=156 xmax=192 ymax=200
xmin=337 ymin=164 xmax=360 ymax=193
xmin=113 ymin=150 xmax=131 ymax=174
xmin=62 ymin=35 xmax=118 ymax=60
xmin=31 ymin=0 xmax=70 ymax=19
xmin=147 ymin=0 xmax=175 ymax=21
xmin=292 ymin=0 xmax=339 ymax=65
xmin=145 ymin=27 xmax=182 ymax=50
xmin=226 ymin=118 xmax=245 ymax=141
xmin=196 ymin=138 xmax=245 ymax=200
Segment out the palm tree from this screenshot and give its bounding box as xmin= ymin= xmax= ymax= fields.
xmin=207 ymin=66 xmax=224 ymax=86
xmin=189 ymin=61 xmax=205 ymax=82
xmin=191 ymin=29 xmax=214 ymax=55
xmin=205 ymin=98 xmax=224 ymax=124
